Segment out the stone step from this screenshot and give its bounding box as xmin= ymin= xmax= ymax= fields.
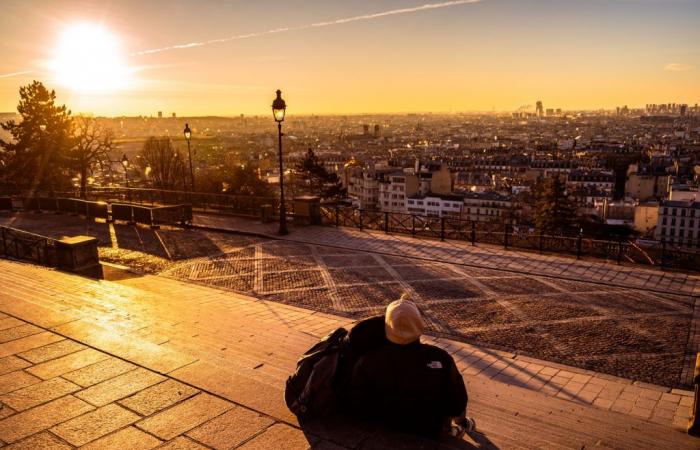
xmin=1 ymin=259 xmax=698 ymax=449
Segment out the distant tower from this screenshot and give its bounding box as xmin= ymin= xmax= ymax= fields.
xmin=157 ymin=111 xmax=163 ymax=118
xmin=363 ymin=124 xmax=370 ymax=135
xmin=535 ymin=101 xmax=544 ymax=117
xmin=374 ymin=124 xmax=380 ymax=137
xmin=172 ymin=112 xmax=176 ymax=118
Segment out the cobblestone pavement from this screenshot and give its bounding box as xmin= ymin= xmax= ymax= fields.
xmin=0 ymin=259 xmax=697 ymax=444
xmin=2 ymin=212 xmax=699 ymax=389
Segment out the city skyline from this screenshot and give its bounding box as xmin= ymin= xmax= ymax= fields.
xmin=1 ymin=0 xmax=699 ymax=116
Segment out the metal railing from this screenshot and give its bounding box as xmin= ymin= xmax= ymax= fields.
xmin=5 ymin=189 xmax=698 ymax=272
xmin=57 ymin=187 xmax=289 ymax=219
xmin=320 ymin=205 xmax=700 ymax=272
xmin=0 ymin=226 xmax=57 ymax=266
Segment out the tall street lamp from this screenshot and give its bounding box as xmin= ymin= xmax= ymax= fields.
xmin=121 ymin=154 xmax=131 ymax=202
xmin=183 ymin=123 xmax=195 ymax=193
xmin=272 ymin=89 xmax=288 ymax=235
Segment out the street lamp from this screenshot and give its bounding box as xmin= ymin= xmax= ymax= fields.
xmin=272 ymin=89 xmax=288 ymax=235
xmin=183 ymin=123 xmax=195 ymax=192
xmin=121 ymin=154 xmax=131 ymax=202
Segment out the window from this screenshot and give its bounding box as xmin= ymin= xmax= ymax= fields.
xmin=662 ymin=217 xmax=667 ymax=225
xmin=661 ymin=227 xmax=666 ymax=235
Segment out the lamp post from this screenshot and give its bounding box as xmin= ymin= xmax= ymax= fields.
xmin=183 ymin=123 xmax=195 ymax=193
xmin=121 ymin=154 xmax=131 ymax=202
xmin=272 ymin=89 xmax=288 ymax=235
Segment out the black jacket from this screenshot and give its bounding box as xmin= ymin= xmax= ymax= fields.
xmin=340 ymin=315 xmax=468 ymax=437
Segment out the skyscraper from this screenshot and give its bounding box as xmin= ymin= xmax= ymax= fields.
xmin=535 ymin=101 xmax=544 ymax=117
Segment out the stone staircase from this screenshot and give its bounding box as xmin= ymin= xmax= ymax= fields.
xmin=0 ymin=259 xmax=698 ymax=449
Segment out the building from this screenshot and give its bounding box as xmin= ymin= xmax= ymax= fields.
xmin=536 ymin=101 xmax=544 ymax=117
xmin=655 ymin=200 xmax=700 ymax=248
xmin=406 ymin=193 xmax=464 ymax=218
xmin=634 ymin=202 xmax=659 ymax=234
xmin=379 ymin=171 xmax=417 ymax=213
xmin=625 ymin=163 xmax=670 ymax=201
xmin=567 ymin=169 xmax=615 ymax=193
xmin=462 ymin=191 xmax=518 ymax=223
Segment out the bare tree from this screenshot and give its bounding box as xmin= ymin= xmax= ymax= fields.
xmin=139 ymin=137 xmax=187 ymax=190
xmin=70 ymin=117 xmax=113 ymax=198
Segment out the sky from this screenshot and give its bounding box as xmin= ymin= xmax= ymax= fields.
xmin=0 ymin=0 xmax=698 ymax=116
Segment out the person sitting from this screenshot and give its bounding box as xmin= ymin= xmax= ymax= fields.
xmin=339 ymin=296 xmax=475 ymax=439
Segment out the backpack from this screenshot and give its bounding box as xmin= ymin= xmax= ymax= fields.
xmin=285 ymin=327 xmax=348 ymax=418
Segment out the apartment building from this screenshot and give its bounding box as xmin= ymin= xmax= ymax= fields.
xmin=655 ymin=200 xmax=700 ymax=248
xmin=406 ymin=193 xmax=463 ymax=218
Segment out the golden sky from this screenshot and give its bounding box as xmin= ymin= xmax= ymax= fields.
xmin=0 ymin=0 xmax=698 ymax=116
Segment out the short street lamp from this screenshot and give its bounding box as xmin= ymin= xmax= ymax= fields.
xmin=120 ymin=154 xmax=131 ymax=202
xmin=183 ymin=123 xmax=195 ymax=192
xmin=272 ymin=89 xmax=288 ymax=235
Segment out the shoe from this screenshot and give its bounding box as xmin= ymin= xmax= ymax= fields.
xmin=462 ymin=417 xmax=476 ymax=433
xmin=454 ymin=416 xmax=476 ymax=433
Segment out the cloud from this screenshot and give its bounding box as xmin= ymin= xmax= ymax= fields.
xmin=664 ymin=63 xmax=692 ymax=72
xmin=135 ymin=0 xmax=481 ymax=56
xmin=0 ymin=70 xmax=32 ymax=79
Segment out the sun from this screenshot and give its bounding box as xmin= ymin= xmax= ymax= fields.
xmin=49 ymin=23 xmax=133 ymax=93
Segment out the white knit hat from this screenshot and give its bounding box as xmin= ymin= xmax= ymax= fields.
xmin=384 ymin=295 xmax=425 ymax=345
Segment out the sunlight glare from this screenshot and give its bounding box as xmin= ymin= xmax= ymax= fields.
xmin=49 ymin=23 xmax=132 ymax=93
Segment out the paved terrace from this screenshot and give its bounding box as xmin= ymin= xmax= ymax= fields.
xmin=0 ymin=260 xmax=699 ymax=449
xmin=2 ymin=212 xmax=699 ymax=391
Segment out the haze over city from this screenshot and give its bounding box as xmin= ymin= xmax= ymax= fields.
xmin=1 ymin=0 xmax=699 ymax=116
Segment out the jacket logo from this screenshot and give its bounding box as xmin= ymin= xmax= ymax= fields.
xmin=427 ymin=361 xmax=443 ymax=369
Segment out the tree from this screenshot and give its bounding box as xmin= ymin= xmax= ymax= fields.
xmin=225 ymin=164 xmax=272 ymax=197
xmin=534 ymin=175 xmax=578 ymax=234
xmin=139 ymin=137 xmax=187 ymax=190
xmin=0 ymin=81 xmax=73 ymax=193
xmin=294 ymin=148 xmax=344 ymax=200
xmin=70 ymin=117 xmax=113 ymax=198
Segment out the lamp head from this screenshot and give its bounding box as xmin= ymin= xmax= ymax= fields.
xmin=121 ymin=154 xmax=129 ymax=168
xmin=272 ymin=89 xmax=286 ymax=123
xmin=183 ymin=123 xmax=192 ymax=140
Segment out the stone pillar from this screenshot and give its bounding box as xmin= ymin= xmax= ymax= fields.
xmin=293 ymin=196 xmax=321 ymax=225
xmin=56 ymin=236 xmax=103 ymax=279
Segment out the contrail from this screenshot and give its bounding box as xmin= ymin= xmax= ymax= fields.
xmin=135 ymin=0 xmax=481 ymax=56
xmin=0 ymin=71 xmax=32 ymax=79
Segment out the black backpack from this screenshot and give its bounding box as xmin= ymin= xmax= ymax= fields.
xmin=285 ymin=327 xmax=348 ymax=418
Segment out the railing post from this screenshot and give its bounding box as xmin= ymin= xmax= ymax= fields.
xmin=471 ymin=221 xmax=476 ymax=246
xmin=539 ymin=233 xmax=544 ymax=254
xmin=660 ymin=238 xmax=667 ymax=268
xmin=1 ymin=227 xmax=5 ymax=256
xmin=412 ymin=215 xmax=416 ymax=237
xmin=359 ymin=209 xmax=364 ymax=231
xmin=384 ymin=212 xmax=389 ymax=234
xmin=335 ymin=206 xmax=340 ymax=228
xmin=617 ymin=238 xmax=623 ymax=265
xmin=440 ymin=217 xmax=445 ymax=241
xmin=576 ymin=231 xmax=583 ymax=259
xmin=504 ymin=224 xmax=510 ymax=249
